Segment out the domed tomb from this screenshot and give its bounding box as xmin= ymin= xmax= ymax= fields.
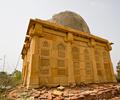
xmin=21 ymin=10 xmax=116 ymax=88
xmin=50 ymin=11 xmax=90 ymax=34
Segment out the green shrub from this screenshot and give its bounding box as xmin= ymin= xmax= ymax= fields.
xmin=115 ymin=74 xmax=120 ymax=82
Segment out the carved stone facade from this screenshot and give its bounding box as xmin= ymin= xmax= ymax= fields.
xmin=21 ymin=12 xmax=116 ymax=88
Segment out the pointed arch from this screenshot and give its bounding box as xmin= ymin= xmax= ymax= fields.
xmin=72 ymin=47 xmax=79 ymax=60
xmin=42 ymin=41 xmax=49 ymax=47
xmin=57 ymin=43 xmax=66 ymax=58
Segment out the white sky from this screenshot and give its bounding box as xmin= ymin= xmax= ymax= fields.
xmin=0 ymin=0 xmax=119 ymax=73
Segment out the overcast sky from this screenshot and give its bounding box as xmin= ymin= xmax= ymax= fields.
xmin=0 ymin=0 xmax=120 ymax=73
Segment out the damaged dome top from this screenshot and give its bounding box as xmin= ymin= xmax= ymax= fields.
xmin=50 ymin=11 xmax=90 ymax=34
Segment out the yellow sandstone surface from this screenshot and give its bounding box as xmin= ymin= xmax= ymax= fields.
xmin=21 ymin=11 xmax=116 ymax=88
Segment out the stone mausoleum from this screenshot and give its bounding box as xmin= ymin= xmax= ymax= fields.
xmin=21 ymin=11 xmax=116 ymax=88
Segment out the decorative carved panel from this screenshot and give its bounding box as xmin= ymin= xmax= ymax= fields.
xmin=85 ymin=62 xmax=92 ymax=74
xmin=40 ymin=69 xmax=49 ymax=74
xmin=95 ymin=49 xmax=100 ymax=62
xmin=40 ymin=59 xmax=50 ymax=67
xmin=72 ymin=47 xmax=79 ymax=60
xmin=57 ymin=69 xmax=65 ymax=75
xmin=57 ymin=59 xmax=65 ymax=67
xmin=103 ymin=50 xmax=108 ymax=63
xmin=74 ymin=69 xmax=80 ymax=75
xmin=72 ymin=46 xmax=80 ymax=80
xmin=95 ymin=48 xmax=104 ymax=82
xmin=39 ymin=39 xmax=52 ymax=76
xmin=84 ymin=48 xmax=93 ymax=81
xmin=41 ymin=49 xmax=49 ymax=56
xmin=73 ymin=62 xmax=79 ymax=68
xmin=57 ymin=43 xmax=65 ymax=58
xmin=58 ymin=52 xmax=65 ymax=58
xmin=104 ymin=63 xmax=109 ymax=68
xmin=84 ymin=49 xmax=90 ymax=60
xmin=57 ymin=43 xmax=66 ymax=76
xmin=96 ymin=63 xmax=101 ymax=69
xmin=42 ymin=41 xmax=49 ymax=47
xmin=97 ymin=69 xmax=102 ymax=76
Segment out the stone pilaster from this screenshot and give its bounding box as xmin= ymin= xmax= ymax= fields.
xmin=90 ymin=39 xmax=99 ymax=83
xmin=66 ymin=33 xmax=75 ymax=85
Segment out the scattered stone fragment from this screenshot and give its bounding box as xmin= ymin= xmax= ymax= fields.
xmin=52 ymin=90 xmax=63 ymax=96
xmin=70 ymin=83 xmax=76 ymax=88
xmin=78 ymin=94 xmax=85 ymax=100
xmin=32 ymin=91 xmax=40 ymax=98
xmin=26 ymin=96 xmax=34 ymax=100
xmin=55 ymin=96 xmax=64 ymax=100
xmin=69 ymin=93 xmax=74 ymax=97
xmin=57 ymin=86 xmax=65 ymax=91
xmin=47 ymin=92 xmax=52 ymax=100
xmin=39 ymin=95 xmax=47 ymax=99
xmin=6 ymin=83 xmax=120 ymax=100
xmin=63 ymin=91 xmax=69 ymax=97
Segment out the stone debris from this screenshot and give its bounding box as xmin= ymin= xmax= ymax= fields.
xmin=7 ymin=83 xmax=120 ymax=100
xmin=52 ymin=90 xmax=63 ymax=96
xmin=57 ymin=86 xmax=65 ymax=91
xmin=47 ymin=92 xmax=52 ymax=100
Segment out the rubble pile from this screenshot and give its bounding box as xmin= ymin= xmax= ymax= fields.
xmin=7 ymin=84 xmax=120 ymax=100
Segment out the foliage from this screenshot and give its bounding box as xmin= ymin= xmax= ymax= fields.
xmin=115 ymin=74 xmax=120 ymax=82
xmin=0 ymin=71 xmax=12 ymax=87
xmin=12 ymin=70 xmax=22 ymax=85
xmin=0 ymin=70 xmax=22 ymax=93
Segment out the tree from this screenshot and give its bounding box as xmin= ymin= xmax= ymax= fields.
xmin=12 ymin=70 xmax=22 ymax=85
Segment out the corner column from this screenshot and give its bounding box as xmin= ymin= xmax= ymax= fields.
xmin=27 ymin=23 xmax=43 ymax=88
xmin=107 ymin=46 xmax=116 ymax=82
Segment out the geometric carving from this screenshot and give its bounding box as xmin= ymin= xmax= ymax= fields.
xmin=72 ymin=46 xmax=80 ymax=75
xmin=84 ymin=48 xmax=93 ymax=80
xmin=104 ymin=63 xmax=109 ymax=69
xmin=40 ymin=39 xmax=51 ymax=68
xmin=72 ymin=47 xmax=79 ymax=60
xmin=84 ymin=49 xmax=89 ymax=60
xmin=21 ymin=16 xmax=116 ymax=88
xmin=95 ymin=49 xmax=100 ymax=62
xmin=74 ymin=69 xmax=80 ymax=75
xmin=86 ymin=62 xmax=91 ymax=67
xmin=73 ymin=62 xmax=79 ymax=68
xmin=40 ymin=59 xmax=50 ymax=67
xmin=57 ymin=43 xmax=66 ymax=75
xmin=41 ymin=49 xmax=49 ymax=56
xmin=103 ymin=51 xmax=108 ymax=62
xmin=85 ymin=62 xmax=91 ymax=74
xmin=40 ymin=69 xmax=49 ymax=74
xmin=96 ymin=62 xmax=101 ymax=68
xmin=84 ymin=49 xmax=90 ymax=63
xmin=95 ymin=48 xmax=104 ymax=81
xmin=39 ymin=39 xmax=51 ymax=76
xmin=58 ymin=52 xmax=65 ymax=58
xmin=97 ymin=69 xmax=102 ymax=76
xmin=57 ymin=59 xmax=65 ymax=67
xmin=57 ymin=69 xmax=65 ymax=75
xmin=42 ymin=41 xmax=49 ymax=47
xmin=57 ymin=43 xmax=65 ymax=58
